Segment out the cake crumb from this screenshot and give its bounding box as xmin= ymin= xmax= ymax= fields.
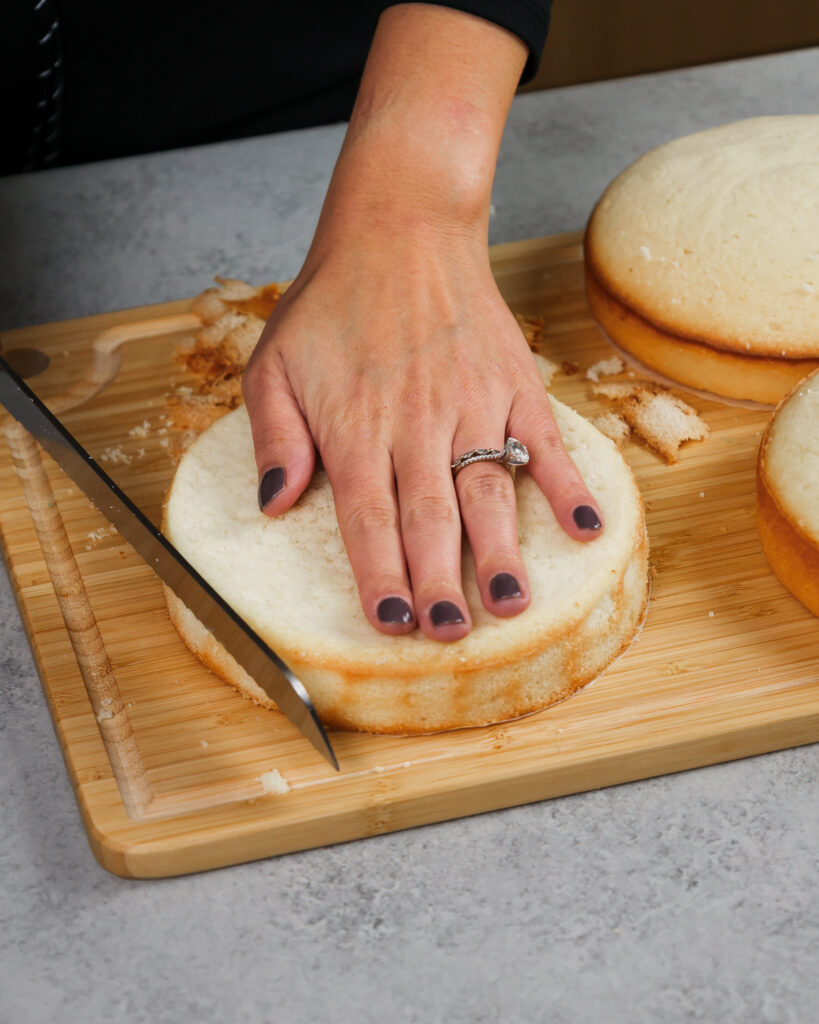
xmin=590 ymin=412 xmax=631 ymax=448
xmin=515 ymin=313 xmax=545 ymax=350
xmin=200 ymin=739 xmax=209 ymax=748
xmin=258 ymin=768 xmax=290 ymax=795
xmin=587 ymin=355 xmax=625 ymax=382
xmin=99 ymin=445 xmax=131 ymax=465
xmin=87 ymin=525 xmax=117 ymax=543
xmin=128 ymin=420 xmax=152 ymax=438
xmin=534 ymin=354 xmax=559 ymax=388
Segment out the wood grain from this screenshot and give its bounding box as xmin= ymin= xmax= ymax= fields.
xmin=1 ymin=232 xmax=817 ymax=879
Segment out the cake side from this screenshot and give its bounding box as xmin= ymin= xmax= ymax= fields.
xmin=756 ymin=369 xmax=819 ymax=617
xmin=584 ymin=258 xmax=819 ymax=405
xmin=164 ymin=525 xmax=647 ymax=733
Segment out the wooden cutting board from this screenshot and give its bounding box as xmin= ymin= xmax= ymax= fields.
xmin=2 ymin=231 xmax=817 ymax=879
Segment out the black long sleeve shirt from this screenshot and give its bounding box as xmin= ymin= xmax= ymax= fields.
xmin=2 ymin=1 xmax=552 ymax=174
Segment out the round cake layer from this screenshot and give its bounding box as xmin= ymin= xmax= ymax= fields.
xmin=163 ymin=400 xmax=648 ymax=733
xmin=756 ymin=368 xmax=819 ymax=617
xmin=585 ymin=263 xmax=819 ymax=406
xmin=585 ymin=116 xmax=819 ymax=398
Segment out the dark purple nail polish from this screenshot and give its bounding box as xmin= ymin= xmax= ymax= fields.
xmin=258 ymin=467 xmax=285 ymax=509
xmin=377 ymin=597 xmax=413 ymax=625
xmin=490 ymin=573 xmax=521 ymax=602
xmin=430 ymin=601 xmax=465 ymax=627
xmin=573 ymin=505 xmax=602 ymax=531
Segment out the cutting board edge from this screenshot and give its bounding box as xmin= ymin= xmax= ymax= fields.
xmin=87 ymin=712 xmax=819 ymax=879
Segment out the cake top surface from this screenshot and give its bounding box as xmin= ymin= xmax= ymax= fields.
xmin=164 ymin=394 xmax=645 ymax=673
xmin=586 ymin=116 xmax=819 ymax=358
xmin=762 ymin=368 xmax=819 ymax=544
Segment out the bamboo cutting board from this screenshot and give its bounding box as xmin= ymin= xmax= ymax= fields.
xmin=2 ymin=232 xmax=817 ymax=879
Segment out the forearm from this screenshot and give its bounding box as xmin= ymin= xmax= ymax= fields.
xmin=310 ymin=3 xmax=527 ymax=249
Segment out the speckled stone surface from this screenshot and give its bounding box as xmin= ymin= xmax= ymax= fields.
xmin=2 ymin=49 xmax=819 ymax=1024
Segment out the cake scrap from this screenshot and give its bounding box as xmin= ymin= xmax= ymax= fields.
xmin=587 ymin=355 xmax=625 ymax=382
xmin=258 ymin=768 xmax=290 ymax=795
xmin=167 ymin=276 xmax=284 ymax=453
xmin=515 ymin=312 xmax=544 ymax=350
xmin=590 ymin=411 xmax=631 ymax=448
xmin=592 ymin=381 xmax=709 ymax=462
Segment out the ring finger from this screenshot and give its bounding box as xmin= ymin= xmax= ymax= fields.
xmin=452 ymin=425 xmax=530 ymax=618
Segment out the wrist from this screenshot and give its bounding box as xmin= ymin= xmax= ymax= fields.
xmin=308 ymin=4 xmax=526 ymax=249
xmin=323 ymin=119 xmax=496 ymax=241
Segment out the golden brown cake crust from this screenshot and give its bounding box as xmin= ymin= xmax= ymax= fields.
xmin=164 ymin=524 xmax=648 ymax=734
xmin=756 ymin=369 xmax=819 ymax=618
xmin=584 ymin=255 xmax=819 ymax=406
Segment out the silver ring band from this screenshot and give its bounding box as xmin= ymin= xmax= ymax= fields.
xmin=451 ymin=437 xmax=529 ymax=477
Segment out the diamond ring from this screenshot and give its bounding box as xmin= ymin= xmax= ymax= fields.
xmin=451 ymin=437 xmax=530 ymax=477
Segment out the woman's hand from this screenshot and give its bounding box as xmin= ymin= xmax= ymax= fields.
xmin=242 ymin=4 xmax=603 ymax=642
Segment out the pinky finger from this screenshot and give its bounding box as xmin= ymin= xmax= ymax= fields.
xmin=509 ymin=388 xmax=605 ymax=542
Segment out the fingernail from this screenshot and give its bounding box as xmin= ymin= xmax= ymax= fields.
xmin=377 ymin=597 xmax=413 ymax=625
xmin=430 ymin=601 xmax=465 ymax=627
xmin=490 ymin=572 xmax=521 ymax=601
xmin=573 ymin=505 xmax=602 ymax=531
xmin=258 ymin=467 xmax=285 ymax=509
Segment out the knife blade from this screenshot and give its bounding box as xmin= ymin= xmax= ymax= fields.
xmin=0 ymin=354 xmax=338 ymax=771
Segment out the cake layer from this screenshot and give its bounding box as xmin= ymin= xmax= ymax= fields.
xmin=585 ymin=261 xmax=819 ymax=405
xmin=757 ymin=369 xmax=819 ymax=617
xmin=585 ymin=117 xmax=819 ymax=386
xmin=163 ymin=397 xmax=649 ymax=733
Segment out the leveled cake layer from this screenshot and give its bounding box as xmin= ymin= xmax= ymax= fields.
xmin=163 ymin=398 xmax=648 ymax=733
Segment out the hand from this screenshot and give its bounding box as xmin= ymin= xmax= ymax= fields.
xmin=242 ymin=4 xmax=604 ymax=642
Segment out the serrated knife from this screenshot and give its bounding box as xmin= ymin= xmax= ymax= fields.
xmin=0 ymin=354 xmax=339 ymax=770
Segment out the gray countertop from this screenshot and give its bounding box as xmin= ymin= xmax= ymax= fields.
xmin=2 ymin=48 xmax=818 ymax=1024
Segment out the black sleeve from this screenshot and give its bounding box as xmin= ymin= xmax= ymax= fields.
xmin=2 ymin=0 xmax=554 ymax=173
xmin=379 ymin=0 xmax=553 ymax=83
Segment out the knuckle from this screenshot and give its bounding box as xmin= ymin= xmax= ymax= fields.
xmin=457 ymin=467 xmax=513 ymax=507
xmin=401 ymin=492 xmax=459 ymax=534
xmin=252 ymin=420 xmax=305 ymax=454
xmin=522 ymin=407 xmax=568 ymax=461
xmin=340 ymin=496 xmax=399 ymax=540
xmin=537 ymin=429 xmax=568 ymax=460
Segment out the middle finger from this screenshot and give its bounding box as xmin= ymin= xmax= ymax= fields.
xmin=393 ymin=432 xmax=472 ymax=642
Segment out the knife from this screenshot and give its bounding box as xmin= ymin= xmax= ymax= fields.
xmin=0 ymin=354 xmax=339 ymax=771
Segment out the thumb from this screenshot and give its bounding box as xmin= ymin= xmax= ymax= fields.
xmin=242 ymin=360 xmax=315 ymax=516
